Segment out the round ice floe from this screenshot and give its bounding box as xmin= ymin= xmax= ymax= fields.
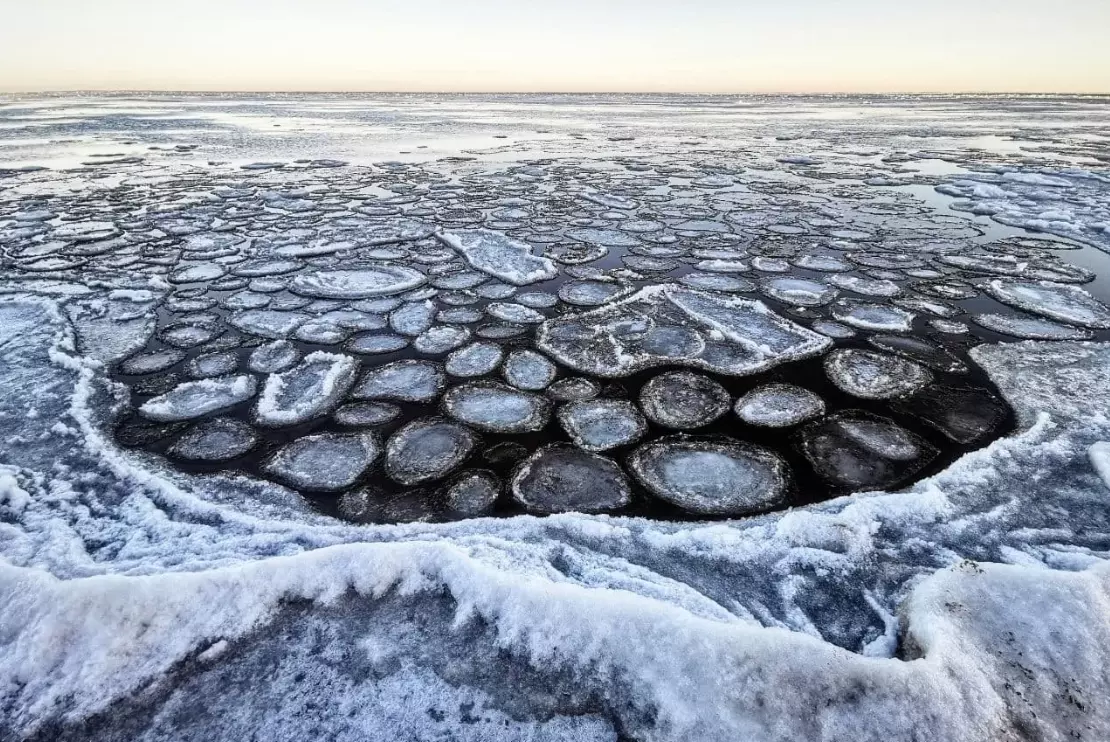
xmin=515 ymin=291 xmax=558 ymax=308
xmin=169 ymin=263 xmax=226 ymax=284
xmin=185 ymin=352 xmax=238 ymax=379
xmin=248 ymin=340 xmax=301 ymax=374
xmin=983 ymin=280 xmax=1110 ymax=329
xmin=761 ymin=277 xmax=838 ymax=307
xmin=385 ymin=417 xmax=478 ymax=485
xmin=558 ymin=399 xmax=647 ymax=452
xmin=793 ymin=254 xmax=851 ymax=272
xmin=798 ymin=411 xmax=937 ymax=490
xmin=502 ymin=349 xmax=556 ymax=391
xmin=139 ymin=375 xmax=257 ymax=422
xmin=824 ymin=349 xmax=933 ymax=400
xmin=832 ymin=301 xmax=916 ymax=332
xmin=389 ymin=300 xmax=437 ymax=336
xmin=445 ymin=469 xmax=501 ymax=515
xmin=255 ymin=352 xmax=359 ymax=427
xmin=119 ymin=349 xmax=185 ymax=375
xmin=168 ymin=418 xmax=257 ymax=462
xmin=511 ymin=444 xmax=631 ymax=514
xmin=547 ymin=377 xmax=601 ymax=402
xmin=442 ymin=381 xmax=551 ymax=433
xmin=810 ymin=320 xmax=856 ymax=339
xmin=446 ymin=342 xmax=504 ymax=377
xmin=486 ymin=302 xmax=545 ymax=324
xmin=334 ymin=401 xmax=401 ymax=427
xmin=158 ymin=321 xmax=223 ymax=348
xmin=229 ymin=309 xmax=308 ymax=340
xmin=414 ymin=325 xmax=471 ymax=354
xmin=639 ymin=371 xmax=730 ymax=429
xmin=637 ymin=325 xmax=705 ymax=359
xmin=972 ymin=313 xmax=1093 ymax=340
xmin=559 ymin=281 xmax=629 ymax=307
xmin=867 ymin=335 xmax=968 ymax=374
xmin=346 ymin=333 xmax=409 ymax=354
xmin=678 ymin=273 xmax=755 ymax=293
xmin=289 ymin=266 xmax=426 ymax=299
xmin=628 ymin=437 xmax=789 ymax=516
xmin=735 ymin=384 xmax=825 ymax=428
xmin=265 ymin=432 xmax=379 ymax=491
xmin=354 ymin=360 xmax=445 ymax=403
xmin=830 ymin=274 xmax=902 ymax=297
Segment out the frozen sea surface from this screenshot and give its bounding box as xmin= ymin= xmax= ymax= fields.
xmin=2 ymin=92 xmax=1110 ymax=741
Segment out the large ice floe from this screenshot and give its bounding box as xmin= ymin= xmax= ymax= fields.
xmin=4 ymin=92 xmax=1110 ymax=741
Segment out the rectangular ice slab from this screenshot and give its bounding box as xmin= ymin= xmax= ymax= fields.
xmin=537 ymin=284 xmax=832 ymax=378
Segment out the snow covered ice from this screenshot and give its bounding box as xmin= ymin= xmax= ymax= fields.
xmin=3 ymin=93 xmax=1110 ymax=741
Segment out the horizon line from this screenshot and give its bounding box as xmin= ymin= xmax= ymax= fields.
xmin=3 ymin=89 xmax=1110 ymax=97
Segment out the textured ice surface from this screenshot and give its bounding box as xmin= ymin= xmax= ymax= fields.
xmin=984 ymin=280 xmax=1110 ymax=329
xmin=353 ymin=360 xmax=445 ymax=403
xmin=799 ymin=412 xmax=938 ymax=489
xmin=265 ymin=432 xmax=379 ymax=491
xmin=248 ymin=340 xmax=301 ymax=374
xmin=502 ymin=349 xmax=556 ymax=391
xmin=734 ymin=383 xmax=825 ymax=427
xmin=628 ymin=437 xmax=789 ymax=515
xmin=289 ymin=267 xmax=427 ymax=299
xmin=445 ymin=469 xmax=501 ymax=515
xmin=557 ymin=399 xmax=647 ymax=452
xmin=973 ymin=313 xmax=1093 ymax=340
xmin=384 ymin=417 xmax=477 ymax=485
xmin=167 ymin=418 xmax=258 ymax=461
xmin=436 ymin=229 xmax=558 ymax=286
xmin=510 ymin=444 xmax=631 ymax=513
xmin=761 ymin=277 xmax=838 ymax=306
xmin=445 ymin=342 xmax=504 ymax=377
xmin=139 ymin=375 xmax=258 ymax=422
xmin=824 ymin=349 xmax=934 ymax=400
xmin=538 ymin=284 xmax=831 ymax=378
xmin=442 ymin=381 xmax=551 ymax=433
xmin=255 ymin=352 xmax=359 ymax=427
xmin=639 ymin=370 xmax=730 ymax=429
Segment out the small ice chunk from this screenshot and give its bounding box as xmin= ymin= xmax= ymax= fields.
xmin=265 ymin=432 xmax=379 ymax=491
xmin=824 ymin=349 xmax=933 ymax=400
xmin=799 ymin=412 xmax=937 ymax=490
xmin=185 ymin=352 xmax=238 ymax=379
xmin=511 ymin=444 xmax=631 ymax=514
xmin=248 ymin=340 xmax=301 ymax=374
xmin=762 ymin=277 xmax=838 ymax=307
xmin=628 ymin=437 xmax=789 ymax=516
xmin=289 ymin=266 xmax=426 ymax=299
xmin=892 ymin=384 xmax=1008 ymax=444
xmin=558 ymin=399 xmax=647 ymax=451
xmin=442 ymin=381 xmax=551 ymax=433
xmin=735 ymin=384 xmax=825 ymax=427
xmin=413 ymin=325 xmax=471 ymax=354
xmin=334 ymin=401 xmax=401 ymax=427
xmin=119 ymin=349 xmax=185 ymax=375
xmin=385 ymin=417 xmax=477 ymax=485
xmin=139 ymin=375 xmax=257 ymax=422
xmin=984 ymin=280 xmax=1110 ymax=329
xmin=639 ymin=370 xmax=730 ymax=429
xmin=547 ymin=377 xmax=601 ymax=402
xmin=436 ymin=229 xmax=558 ymax=286
xmin=229 ymin=309 xmax=308 ymax=339
xmin=346 ymin=333 xmax=410 ymax=354
xmin=389 ymin=300 xmax=437 ymax=336
xmin=255 ymin=351 xmax=359 ymax=427
xmin=445 ymin=469 xmax=501 ymax=515
xmin=502 ymin=349 xmax=557 ymax=390
xmin=486 ymin=302 xmax=545 ymax=324
xmin=168 ymin=418 xmax=257 ymax=461
xmin=446 ymin=342 xmax=504 ymax=377
xmin=832 ymin=301 xmax=916 ymax=332
xmin=353 ymin=360 xmax=445 ymax=402
xmin=972 ymin=313 xmax=1092 ymax=340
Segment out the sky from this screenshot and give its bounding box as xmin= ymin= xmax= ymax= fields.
xmin=2 ymin=0 xmax=1109 ymax=94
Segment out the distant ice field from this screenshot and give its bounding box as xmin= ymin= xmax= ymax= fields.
xmin=1 ymin=93 xmax=1110 ymax=741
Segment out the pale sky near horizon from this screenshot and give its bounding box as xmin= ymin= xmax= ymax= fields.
xmin=2 ymin=0 xmax=1108 ymax=94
